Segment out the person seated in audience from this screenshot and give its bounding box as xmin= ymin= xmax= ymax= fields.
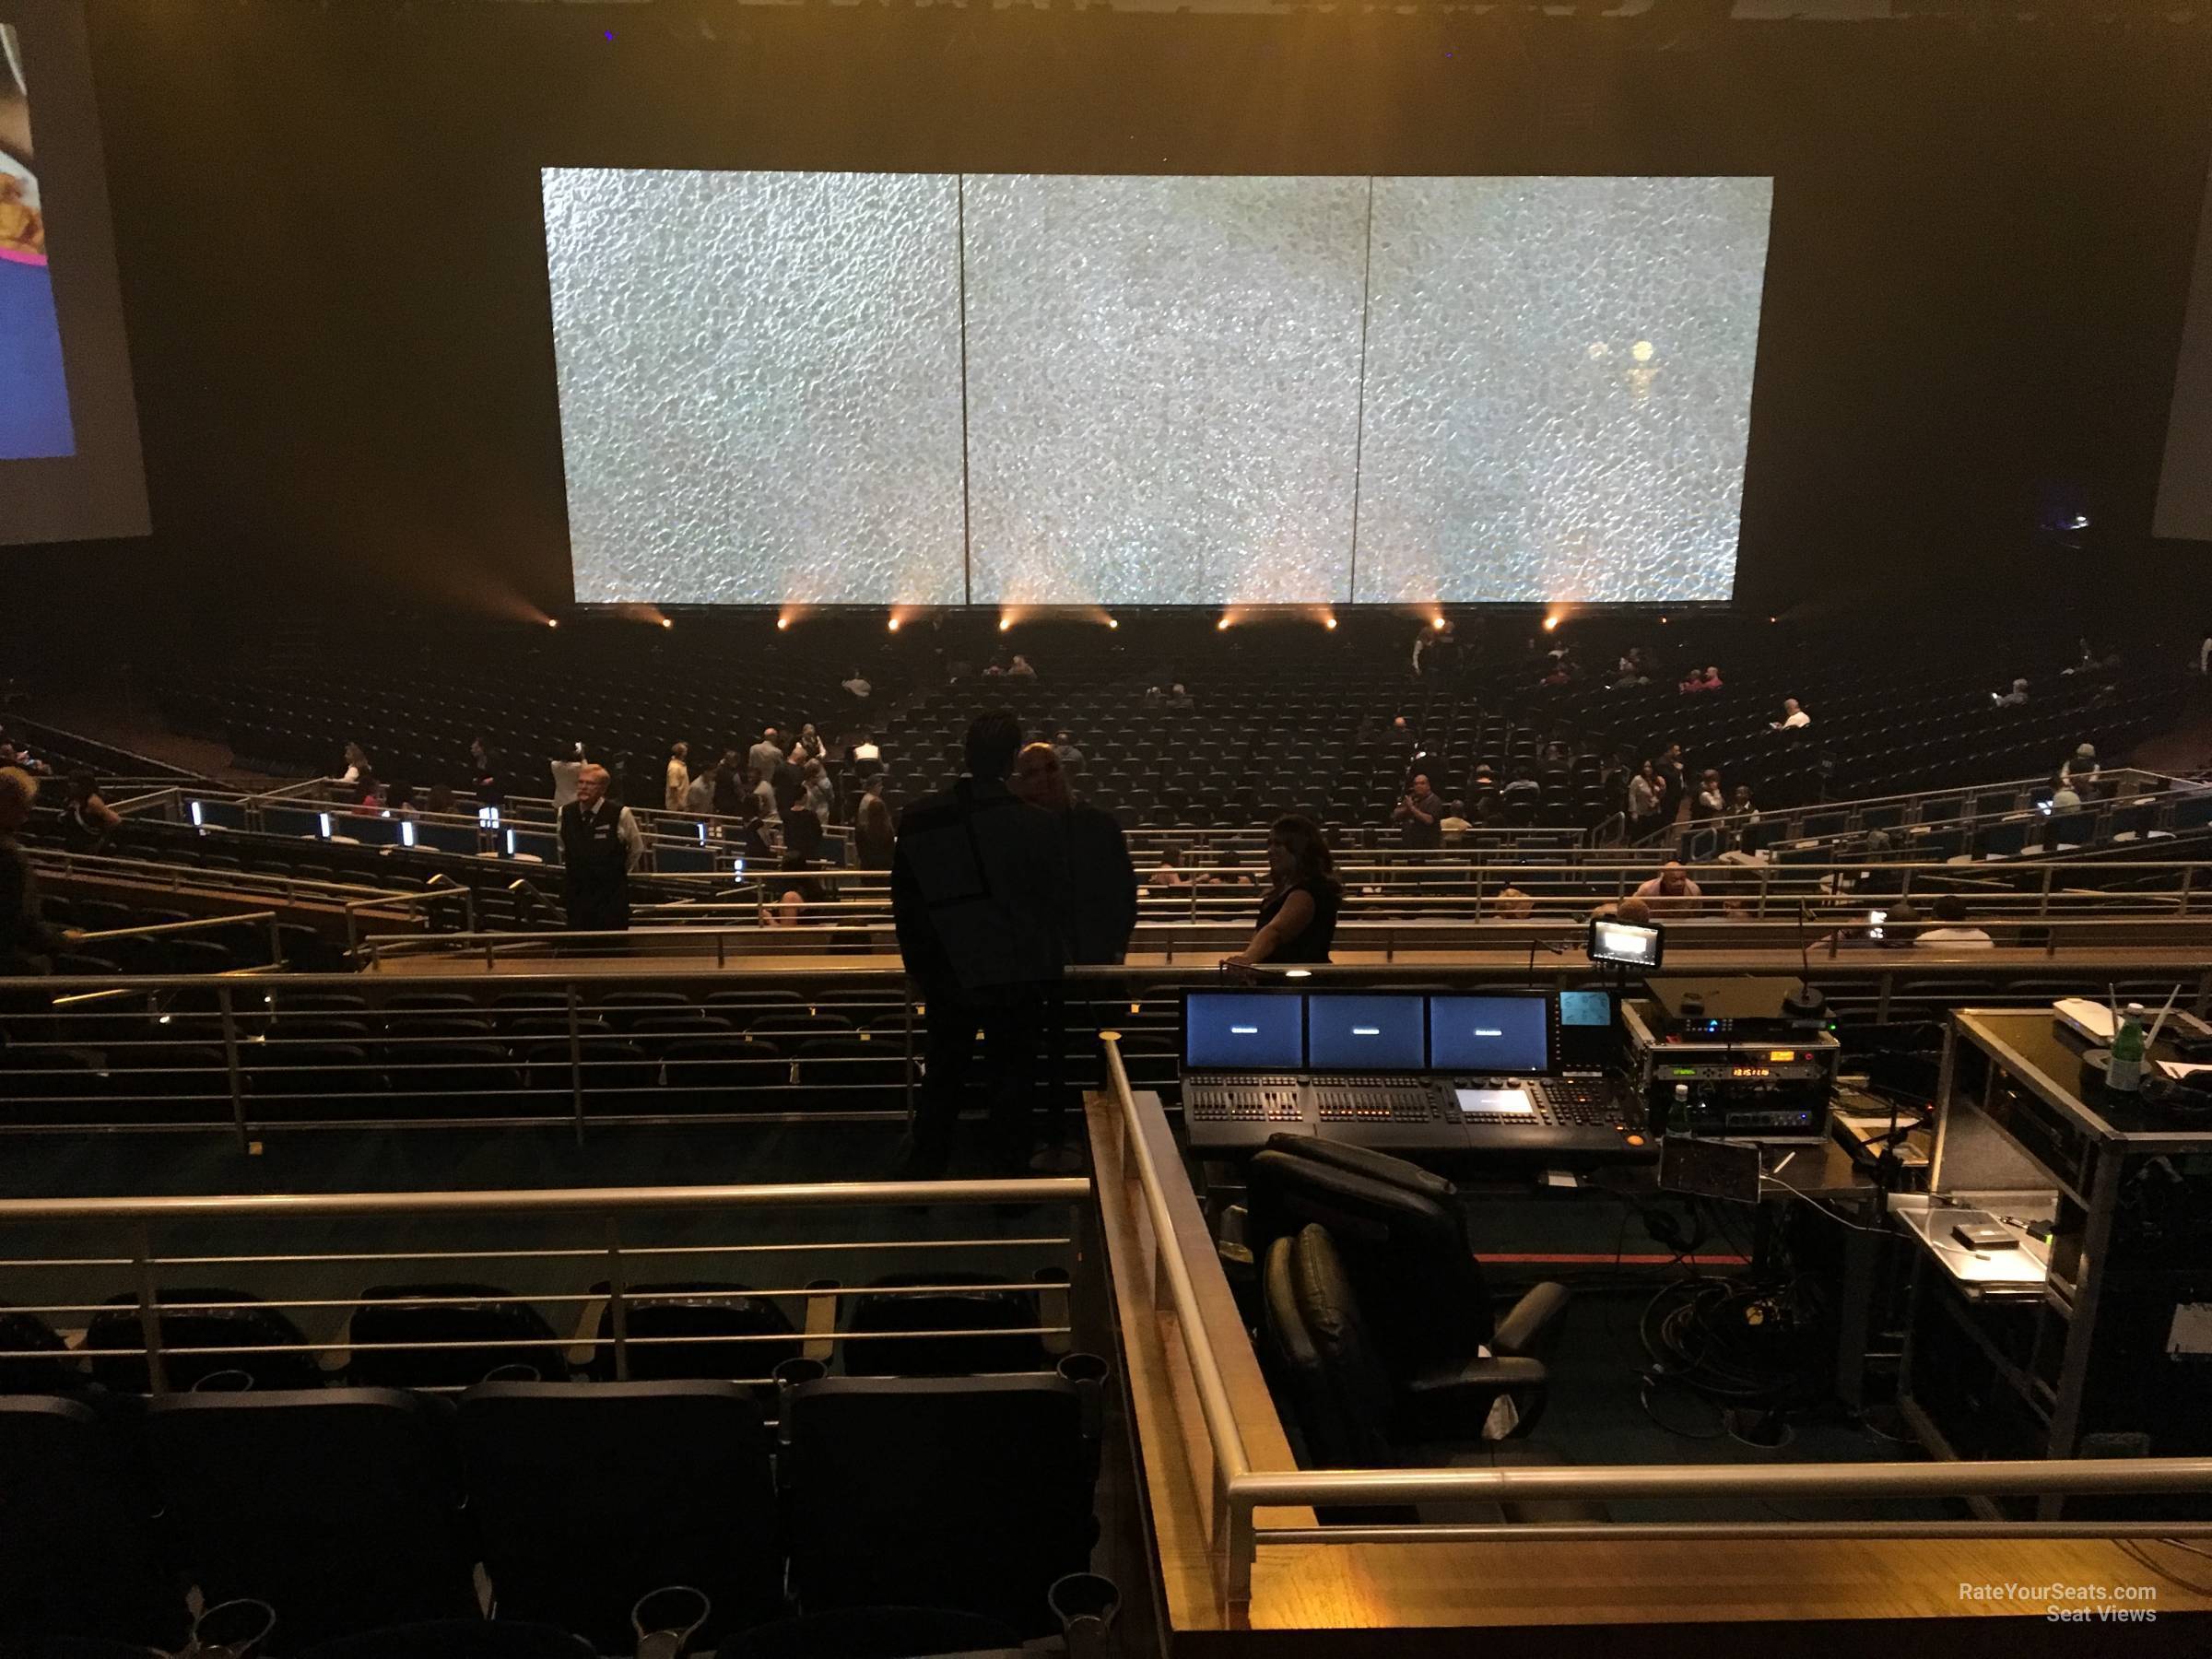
xmin=1993 ymin=677 xmax=2030 ymax=708
xmin=1202 ymin=847 xmax=1258 ymax=893
xmin=1147 ymin=843 xmax=1190 ymax=895
xmin=1915 ymin=892 xmax=1994 ymax=949
xmin=60 ymin=770 xmax=120 ymax=853
xmin=1680 ymin=665 xmax=1723 ymax=693
xmin=851 ymin=730 xmax=882 ymax=764
xmin=1634 ymin=860 xmax=1703 ymax=915
xmin=385 ymin=782 xmax=418 ymax=818
xmin=854 ymin=776 xmax=896 ymax=870
xmin=1393 ymin=772 xmax=1446 ymax=849
xmin=2063 ymin=743 xmax=2100 ymax=787
xmin=338 ymin=741 xmax=371 ymax=786
xmin=1539 ymin=654 xmax=1581 ymax=687
xmin=1143 ymin=684 xmax=1165 ymax=709
xmin=1166 ymin=684 xmax=1196 ymax=714
xmin=469 ymin=737 xmax=502 ymax=807
xmin=1589 ymin=894 xmax=1654 ymax=926
xmin=664 ymin=742 xmax=691 ymax=811
xmin=1771 ymin=698 xmax=1811 ymax=730
xmin=1052 ymin=730 xmax=1085 ymax=769
xmin=425 ymin=783 xmax=458 ymax=818
xmin=1492 ymin=885 xmax=1535 ymax=921
xmin=1692 ymin=769 xmax=1725 ymax=820
xmin=0 ymin=738 xmax=47 ymax=776
xmin=841 ymin=665 xmax=873 ymax=700
xmin=1222 ymin=814 xmax=1342 ymax=969
xmin=1007 ymin=653 xmax=1037 ymax=679
xmin=764 ymin=852 xmax=830 ymax=926
xmin=1501 ymin=768 xmax=1542 ymax=810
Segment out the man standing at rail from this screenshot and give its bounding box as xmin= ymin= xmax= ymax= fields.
xmin=892 ymin=711 xmax=1068 ymax=1176
xmin=559 ymin=763 xmax=643 ymax=934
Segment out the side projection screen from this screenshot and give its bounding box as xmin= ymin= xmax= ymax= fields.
xmin=544 ymin=171 xmax=1772 ymax=607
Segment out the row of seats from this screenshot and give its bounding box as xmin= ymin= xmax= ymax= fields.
xmin=4 ymin=1365 xmax=1101 ymax=1650
xmin=0 ymin=1273 xmax=1073 ymax=1395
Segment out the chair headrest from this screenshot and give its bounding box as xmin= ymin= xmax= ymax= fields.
xmin=1259 ymin=1133 xmax=1459 ymax=1203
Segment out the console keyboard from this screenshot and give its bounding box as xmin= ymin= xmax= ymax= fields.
xmin=1312 ymin=1077 xmax=1440 ymax=1123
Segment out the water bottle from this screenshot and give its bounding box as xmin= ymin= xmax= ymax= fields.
xmin=2109 ymin=1010 xmax=2146 ymax=1095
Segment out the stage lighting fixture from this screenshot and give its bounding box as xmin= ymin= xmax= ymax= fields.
xmin=999 ymin=617 xmax=1013 ymax=632
xmin=661 ymin=618 xmax=674 ymax=629
xmin=1324 ymin=616 xmax=1338 ymax=630
xmin=776 ymin=617 xmax=790 ymax=630
xmin=888 ymin=617 xmax=900 ymax=632
xmin=547 ymin=619 xmax=559 ymax=629
xmin=1217 ymin=617 xmax=1231 ymax=631
xmin=1106 ymin=617 xmax=1119 ymax=629
xmin=1542 ymin=614 xmax=1559 ymax=632
xmin=1431 ymin=615 xmax=1447 ymax=630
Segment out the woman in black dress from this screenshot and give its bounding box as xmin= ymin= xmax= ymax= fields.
xmin=1223 ymin=814 xmax=1342 ymax=968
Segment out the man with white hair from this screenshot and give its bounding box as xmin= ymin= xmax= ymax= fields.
xmin=1 ymin=766 xmax=69 ymax=971
xmin=558 ymin=763 xmax=642 ymax=933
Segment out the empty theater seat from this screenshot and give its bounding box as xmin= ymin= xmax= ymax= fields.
xmin=590 ymin=1280 xmax=801 ymax=1383
xmin=347 ymin=1284 xmax=569 ymax=1390
xmin=0 ymin=1395 xmax=193 ymax=1647
xmin=459 ymin=1380 xmax=783 ymax=1649
xmin=780 ymin=1370 xmax=1101 ymax=1634
xmin=85 ymin=1288 xmax=324 ymax=1394
xmin=841 ymin=1274 xmax=1050 ymax=1376
xmin=146 ymin=1388 xmax=479 ymax=1648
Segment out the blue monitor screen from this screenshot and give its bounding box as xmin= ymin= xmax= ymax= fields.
xmin=1183 ymin=993 xmax=1304 ymax=1071
xmin=1559 ymin=990 xmax=1613 ymax=1029
xmin=1429 ymin=994 xmax=1552 ymax=1074
xmin=1305 ymin=994 xmax=1428 ymax=1072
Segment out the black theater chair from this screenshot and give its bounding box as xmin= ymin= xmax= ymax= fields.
xmin=146 ymin=1388 xmax=479 ymax=1648
xmin=780 ymin=1367 xmax=1102 ymax=1635
xmin=85 ymin=1288 xmax=324 ymax=1394
xmin=727 ymin=1607 xmax=1022 ymax=1659
xmin=589 ymin=1280 xmax=800 ymax=1383
xmin=0 ymin=1396 xmax=193 ymax=1647
xmin=299 ymin=1623 xmax=594 ymax=1659
xmin=1242 ymin=1137 xmax=1573 ymax=1442
xmin=841 ymin=1275 xmax=1050 ymax=1376
xmin=458 ymin=1380 xmax=783 ymax=1650
xmin=0 ymin=1304 xmax=82 ymax=1394
xmin=347 ymin=1284 xmax=569 ymax=1389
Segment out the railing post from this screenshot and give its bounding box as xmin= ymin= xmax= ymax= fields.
xmin=1756 ymin=865 xmax=1770 ymax=920
xmin=717 ymin=930 xmax=726 ymax=970
xmin=265 ymin=914 xmax=283 ymax=971
xmin=2183 ymin=865 xmax=2196 ymax=919
xmin=134 ymin=1222 xmax=169 ymax=1395
xmin=1222 ymin=1485 xmax=1255 ymax=1607
xmin=606 ymin=1214 xmax=630 ymax=1382
xmin=217 ymin=984 xmax=249 ymax=1150
xmin=567 ymin=983 xmax=588 ymax=1148
xmin=2039 ymin=864 xmax=2054 ymax=921
xmin=903 ymin=980 xmax=917 ymax=1125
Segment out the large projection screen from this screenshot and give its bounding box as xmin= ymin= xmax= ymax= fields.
xmin=541 ymin=170 xmax=1773 ymax=606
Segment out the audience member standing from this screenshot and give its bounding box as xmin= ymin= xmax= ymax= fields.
xmin=801 ymin=759 xmax=833 ymax=821
xmin=469 ymin=738 xmax=503 ymax=808
xmin=788 ymin=724 xmax=826 ymax=767
xmin=558 ymin=764 xmax=642 ymax=933
xmin=1224 ymin=815 xmax=1342 ymax=967
xmin=892 ymin=712 xmax=1067 ymax=1176
xmin=683 ymin=768 xmax=714 ymax=816
xmin=664 ymin=742 xmax=691 ymax=812
xmin=747 ymin=727 xmax=784 ymax=785
xmin=712 ymin=749 xmax=746 ymax=817
xmin=1693 ymin=769 xmax=1725 ymax=821
xmin=0 ymin=768 xmax=69 ymax=973
xmin=1655 ymin=743 xmax=1687 ymax=823
xmin=1394 ymin=772 xmax=1445 ymax=849
xmin=854 ymin=777 xmax=897 ymax=870
xmin=1627 ymin=760 xmax=1662 ymax=840
xmin=1013 ymin=742 xmax=1137 ymax=965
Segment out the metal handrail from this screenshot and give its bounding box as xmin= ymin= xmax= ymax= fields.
xmin=1092 ymin=1035 xmax=2212 ymax=1606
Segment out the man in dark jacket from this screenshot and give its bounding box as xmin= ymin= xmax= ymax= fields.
xmin=0 ymin=766 xmax=67 ymax=972
xmin=558 ymin=764 xmax=642 ymax=934
xmin=892 ymin=712 xmax=1067 ymax=1175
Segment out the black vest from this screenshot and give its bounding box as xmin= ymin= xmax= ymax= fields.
xmin=560 ymin=801 xmax=629 ymax=887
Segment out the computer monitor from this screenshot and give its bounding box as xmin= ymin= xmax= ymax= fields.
xmin=1305 ymin=994 xmax=1428 ymax=1073
xmin=1182 ymin=992 xmax=1304 ymax=1072
xmin=1428 ymin=994 xmax=1553 ymax=1075
xmin=1557 ymin=988 xmax=1618 ymax=1075
xmin=1589 ymin=917 xmax=1665 ymax=970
